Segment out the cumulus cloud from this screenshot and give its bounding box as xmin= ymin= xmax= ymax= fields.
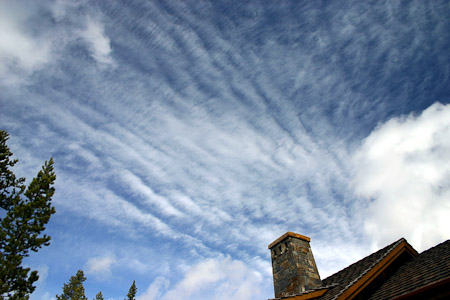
xmin=85 ymin=255 xmax=117 ymax=280
xmin=352 ymin=102 xmax=450 ymax=251
xmin=80 ymin=17 xmax=114 ymax=65
xmin=138 ymin=257 xmax=263 ymax=300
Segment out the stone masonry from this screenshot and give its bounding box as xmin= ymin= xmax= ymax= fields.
xmin=268 ymin=232 xmax=322 ymax=298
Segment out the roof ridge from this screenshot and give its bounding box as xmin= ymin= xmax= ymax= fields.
xmin=418 ymin=239 xmax=450 ymax=254
xmin=329 ymin=238 xmax=405 ymax=300
xmin=367 ymin=239 xmax=450 ymax=300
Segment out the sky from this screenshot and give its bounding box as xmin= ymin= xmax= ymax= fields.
xmin=1 ymin=0 xmax=449 ymax=299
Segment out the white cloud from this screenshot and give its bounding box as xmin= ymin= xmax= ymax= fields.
xmin=57 ymin=177 xmax=176 ymax=238
xmin=25 ymin=264 xmax=51 ymax=300
xmin=0 ymin=1 xmax=51 ymax=85
xmin=138 ymin=277 xmax=170 ymax=300
xmin=50 ymin=0 xmax=80 ymax=21
xmin=120 ymin=170 xmax=185 ymax=218
xmin=80 ymin=16 xmax=114 ymax=65
xmin=0 ymin=1 xmax=115 ymax=86
xmin=352 ymin=102 xmax=450 ymax=251
xmin=138 ymin=257 xmax=263 ymax=300
xmin=85 ymin=255 xmax=117 ymax=280
xmin=40 ymin=293 xmax=55 ymax=300
xmin=35 ymin=264 xmax=49 ymax=288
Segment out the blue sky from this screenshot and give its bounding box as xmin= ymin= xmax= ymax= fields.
xmin=1 ymin=1 xmax=450 ymax=299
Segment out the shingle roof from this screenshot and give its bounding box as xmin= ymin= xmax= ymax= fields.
xmin=319 ymin=238 xmax=406 ymax=300
xmin=367 ymin=239 xmax=450 ymax=300
xmin=268 ymin=237 xmax=450 ymax=300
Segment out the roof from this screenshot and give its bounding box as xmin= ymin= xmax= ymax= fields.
xmin=269 ymin=236 xmax=450 ymax=300
xmin=367 ymin=239 xmax=450 ymax=300
xmin=319 ymin=238 xmax=413 ymax=300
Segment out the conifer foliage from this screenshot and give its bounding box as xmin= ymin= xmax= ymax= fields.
xmin=56 ymin=269 xmax=138 ymax=299
xmin=56 ymin=270 xmax=88 ymax=300
xmin=0 ymin=130 xmax=56 ymax=299
xmin=126 ymin=280 xmax=137 ymax=300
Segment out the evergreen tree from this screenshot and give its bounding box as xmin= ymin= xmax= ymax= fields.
xmin=56 ymin=270 xmax=88 ymax=300
xmin=125 ymin=280 xmax=137 ymax=300
xmin=0 ymin=130 xmax=56 ymax=299
xmin=94 ymin=291 xmax=104 ymax=300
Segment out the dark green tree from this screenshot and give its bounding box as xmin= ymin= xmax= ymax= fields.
xmin=125 ymin=280 xmax=137 ymax=300
xmin=56 ymin=270 xmax=88 ymax=300
xmin=94 ymin=291 xmax=104 ymax=300
xmin=0 ymin=130 xmax=56 ymax=299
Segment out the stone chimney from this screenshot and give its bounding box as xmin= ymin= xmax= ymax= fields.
xmin=268 ymin=232 xmax=322 ymax=298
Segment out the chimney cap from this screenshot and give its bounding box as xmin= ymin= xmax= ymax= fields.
xmin=268 ymin=232 xmax=311 ymax=249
